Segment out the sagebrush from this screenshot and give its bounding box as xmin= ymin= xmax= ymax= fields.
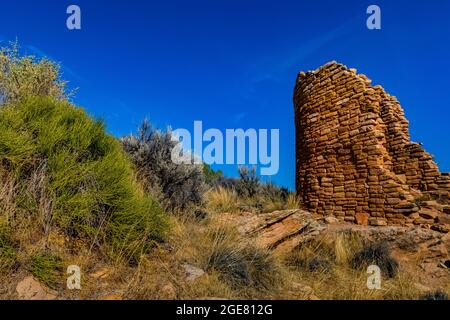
xmin=121 ymin=119 xmax=206 ymax=212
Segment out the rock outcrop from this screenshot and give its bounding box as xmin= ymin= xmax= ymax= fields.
xmin=294 ymin=61 xmax=450 ymax=227
xmin=225 ymin=209 xmax=449 ymax=288
xmin=223 ymin=209 xmax=325 ymax=253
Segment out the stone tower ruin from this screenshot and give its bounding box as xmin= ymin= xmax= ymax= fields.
xmin=294 ymin=61 xmax=450 ymax=227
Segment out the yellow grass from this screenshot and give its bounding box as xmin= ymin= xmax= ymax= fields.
xmin=205 ymin=187 xmax=240 ymax=213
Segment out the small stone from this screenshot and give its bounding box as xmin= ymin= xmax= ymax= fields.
xmin=324 ymin=216 xmax=339 ymax=224
xmin=182 ymin=264 xmax=205 ymax=281
xmin=291 ymin=282 xmax=319 ymax=300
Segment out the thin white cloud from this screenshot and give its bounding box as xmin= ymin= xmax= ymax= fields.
xmin=25 ymin=44 xmax=82 ymax=81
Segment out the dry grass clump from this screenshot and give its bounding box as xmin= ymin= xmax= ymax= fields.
xmin=123 ymin=248 xmax=181 ymax=300
xmin=206 ymin=166 xmax=301 ymax=214
xmin=205 ymin=185 xmax=301 ymax=215
xmin=351 ymin=242 xmax=399 ymax=278
xmin=281 ymin=231 xmax=431 ymax=300
xmin=168 ymin=214 xmax=284 ymax=299
xmin=285 ymin=231 xmax=362 ymax=271
xmin=204 ymin=233 xmax=280 ymax=291
xmin=257 ymin=192 xmax=301 ymax=213
xmin=205 ymin=187 xmax=240 ymax=213
xmin=285 ymin=193 xmax=302 ymax=210
xmin=307 ymin=266 xmax=421 ymax=300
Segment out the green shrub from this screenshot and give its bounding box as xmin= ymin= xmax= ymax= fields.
xmin=0 ymin=226 xmax=18 ymax=271
xmin=30 ymin=252 xmax=63 ymax=289
xmin=203 ymin=164 xmax=223 ymax=185
xmin=0 ymin=41 xmax=71 ymax=106
xmin=0 ymin=97 xmax=168 ymax=259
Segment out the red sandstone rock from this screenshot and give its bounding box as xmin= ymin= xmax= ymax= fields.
xmin=355 ymin=212 xmax=369 ymax=225
xmin=419 ymin=208 xmax=439 ymax=220
xmin=223 ymin=209 xmax=326 ymax=253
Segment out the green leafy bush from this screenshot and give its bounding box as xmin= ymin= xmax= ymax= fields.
xmin=30 ymin=252 xmax=63 ymax=289
xmin=203 ymin=163 xmax=223 ymax=185
xmin=0 ymin=97 xmax=168 ymax=259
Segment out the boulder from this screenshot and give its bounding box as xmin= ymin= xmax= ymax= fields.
xmin=233 ymin=209 xmax=326 ymax=253
xmin=16 ymin=276 xmax=57 ymax=300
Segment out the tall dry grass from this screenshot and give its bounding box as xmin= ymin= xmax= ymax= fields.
xmin=205 ymin=187 xmax=240 ymax=213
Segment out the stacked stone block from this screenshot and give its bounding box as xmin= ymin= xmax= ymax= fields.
xmin=294 ymin=61 xmax=449 ymax=226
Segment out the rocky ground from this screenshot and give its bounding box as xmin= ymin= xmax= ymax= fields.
xmin=225 ymin=208 xmax=450 ymax=293
xmin=4 ymin=207 xmax=449 ymax=300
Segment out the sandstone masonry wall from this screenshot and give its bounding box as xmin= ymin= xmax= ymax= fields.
xmin=294 ymin=61 xmax=450 ymax=226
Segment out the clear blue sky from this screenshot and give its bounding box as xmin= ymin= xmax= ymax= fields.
xmin=1 ymin=0 xmax=449 ymax=190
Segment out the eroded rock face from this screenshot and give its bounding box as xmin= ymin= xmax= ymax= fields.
xmin=293 ymin=61 xmax=450 ymax=227
xmin=224 ymin=209 xmax=326 ymax=253
xmin=333 ymin=223 xmax=450 ymax=288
